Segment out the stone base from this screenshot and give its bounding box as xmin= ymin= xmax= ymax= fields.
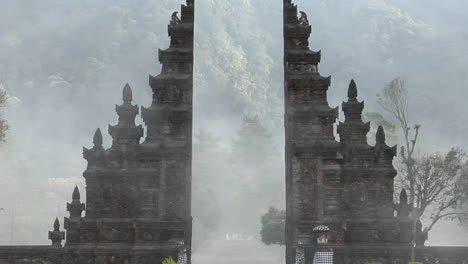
xmin=303 ymin=245 xmax=468 ymax=264
xmin=0 ymin=245 xmax=183 ymax=264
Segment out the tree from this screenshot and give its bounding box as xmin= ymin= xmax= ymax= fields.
xmin=260 ymin=207 xmax=285 ymax=246
xmin=226 ymin=115 xmax=284 ymax=235
xmin=161 ymin=257 xmax=177 ymax=264
xmin=231 ymin=115 xmax=278 ymax=167
xmin=378 ymin=78 xmax=419 ymax=207
xmin=0 ymin=82 xmax=9 ymax=142
xmin=402 ymin=149 xmax=468 ymax=236
xmin=378 ymin=77 xmax=468 ymax=239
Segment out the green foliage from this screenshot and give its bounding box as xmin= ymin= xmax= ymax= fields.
xmin=363 ymin=112 xmax=398 ymax=146
xmin=408 ymin=247 xmax=424 ymax=264
xmin=260 ymin=207 xmax=285 ymax=245
xmin=162 ymin=257 xmax=177 ymax=264
xmin=363 ymin=112 xmax=396 ymax=133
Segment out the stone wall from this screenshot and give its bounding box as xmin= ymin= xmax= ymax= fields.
xmin=0 ymin=245 xmax=181 ymax=264
xmin=304 ymin=245 xmax=468 ymax=264
xmin=0 ymin=246 xmax=59 ymax=264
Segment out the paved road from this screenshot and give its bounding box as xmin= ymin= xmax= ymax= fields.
xmin=192 ymin=238 xmax=284 ymax=264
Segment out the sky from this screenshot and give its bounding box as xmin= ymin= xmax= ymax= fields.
xmin=0 ymin=0 xmax=467 ymax=247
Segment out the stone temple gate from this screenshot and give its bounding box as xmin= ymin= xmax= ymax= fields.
xmin=282 ymin=0 xmax=468 ymax=263
xmin=0 ymin=0 xmax=468 ymax=264
xmin=0 ymin=1 xmax=194 ymax=263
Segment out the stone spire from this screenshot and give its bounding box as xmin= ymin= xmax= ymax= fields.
xmin=139 ymin=1 xmax=195 ymax=262
xmin=123 ymin=83 xmax=133 ymax=104
xmin=72 ymin=185 xmax=80 ymax=200
xmin=93 ymin=128 xmax=103 ymax=148
xmin=374 ymin=125 xmax=397 ymax=164
xmin=64 ymin=186 xmax=85 ymax=244
xmin=397 ymin=188 xmax=411 ymax=218
xmin=143 ymin=0 xmax=194 ymax=143
xmin=283 ymin=0 xmax=337 ymax=142
xmin=400 ymin=188 xmax=408 ymax=204
xmin=376 ymin=125 xmax=386 ymax=145
xmin=397 ymin=188 xmax=414 ymax=243
xmin=283 ymin=1 xmax=341 ymax=263
xmin=343 ymin=79 xmax=364 ymax=120
xmin=348 ymin=79 xmax=358 ymax=100
xmin=338 ymin=80 xmax=370 ymax=145
xmin=66 ymin=186 xmax=85 ymax=219
xmin=48 ymin=218 xmax=65 ymax=247
xmin=108 ymin=83 xmax=143 ymax=149
xmin=83 ymin=128 xmax=107 ymax=169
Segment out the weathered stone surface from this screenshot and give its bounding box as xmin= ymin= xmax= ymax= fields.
xmin=283 ymin=1 xmax=468 ymax=264
xmin=310 ymin=245 xmax=468 ymax=264
xmin=0 ymin=1 xmax=194 ymax=264
xmin=64 ymin=1 xmax=194 ymax=262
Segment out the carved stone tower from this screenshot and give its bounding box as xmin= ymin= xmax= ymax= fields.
xmin=61 ymin=1 xmax=195 ymax=263
xmin=337 ymin=81 xmax=403 ymax=245
xmin=283 ymin=0 xmax=342 ymax=262
xmin=283 ymin=1 xmax=413 ymax=263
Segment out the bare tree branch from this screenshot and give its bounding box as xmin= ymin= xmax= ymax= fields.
xmin=378 ymin=78 xmax=468 ymax=241
xmin=378 ymin=78 xmax=417 ymax=206
xmin=0 ymin=81 xmax=9 ymax=142
xmin=425 ymin=212 xmax=467 ymax=233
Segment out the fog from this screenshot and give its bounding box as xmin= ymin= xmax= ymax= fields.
xmin=0 ymin=0 xmax=467 ymax=260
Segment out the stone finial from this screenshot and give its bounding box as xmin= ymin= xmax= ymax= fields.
xmin=171 ymin=11 xmax=181 ymax=24
xmin=109 ymin=83 xmax=143 ymax=148
xmin=49 ymin=218 xmax=65 ymax=247
xmin=123 ymin=83 xmax=133 ymax=104
xmin=72 ymin=186 xmax=80 ymax=201
xmin=348 ymin=79 xmax=358 ymax=100
xmin=83 ymin=128 xmax=107 ymax=166
xmin=93 ymin=128 xmax=103 ymax=147
xmin=339 ymin=79 xmax=366 ymax=142
xmin=54 ymin=218 xmax=60 ymax=230
xmin=298 ymin=11 xmax=309 ymax=26
xmin=376 ymin=125 xmax=386 ymax=144
xmin=400 ymin=188 xmax=408 ymax=204
xmin=397 ymin=188 xmax=410 ymax=218
xmin=67 ymin=186 xmax=85 ymax=218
